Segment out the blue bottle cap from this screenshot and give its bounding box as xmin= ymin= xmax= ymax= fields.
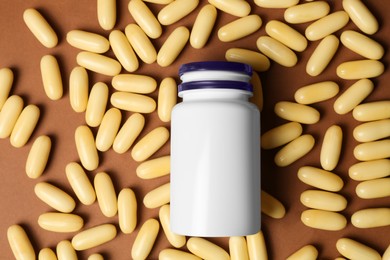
xmin=179 ymin=61 xmax=253 ymax=77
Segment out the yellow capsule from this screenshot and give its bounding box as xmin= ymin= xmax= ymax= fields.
xmin=97 ymin=0 xmax=116 ymax=30
xmin=34 ymin=182 xmax=76 ymax=213
xmin=187 ymin=237 xmax=230 ymax=260
xmin=69 ymin=66 xmax=88 ymax=113
xmin=77 ymin=51 xmax=121 ymax=76
xmin=109 ymin=30 xmax=139 ymax=72
xmin=38 ymin=248 xmax=57 ymax=260
xmin=274 ymin=101 xmax=320 ymax=124
xmin=159 ymin=204 xmax=186 ymax=248
xmin=342 ymin=0 xmax=378 ymax=35
xmin=246 ymin=231 xmax=268 ymax=260
xmin=7 ymin=225 xmax=35 ymax=260
xmin=284 ymin=1 xmax=330 ymax=24
xmin=94 ymin=172 xmax=117 ymax=217
xmin=354 ymin=140 xmax=390 ymax=161
xmin=256 ymin=36 xmax=297 ymax=67
xmin=383 ymin=244 xmax=390 ymax=260
xmin=209 ymin=0 xmax=250 ymax=17
xmin=113 ymin=113 xmax=145 ymax=154
xmin=341 ymin=30 xmax=384 ymax=60
xmin=66 ymin=30 xmax=110 ymax=53
xmin=56 ymin=240 xmax=77 ymax=260
xmin=261 ymin=190 xmax=286 ymax=219
xmin=40 ymin=55 xmax=63 ymax=100
xmin=110 ymin=92 xmax=156 ymax=113
xmin=112 ymin=74 xmax=157 ymax=94
xmin=353 ymin=100 xmax=390 ymax=122
xmin=71 ymin=224 xmax=117 ymax=251
xmin=337 ymin=60 xmax=384 ymax=80
xmin=38 ymin=212 xmax=84 ymax=233
xmin=23 ymin=8 xmax=58 ymax=48
xmin=266 ymin=20 xmax=307 ymax=52
xmin=131 ymin=219 xmax=160 ymax=260
xmin=300 ymin=190 xmax=347 ymax=212
xmin=226 ymin=48 xmax=270 ymax=72
xmin=261 ymin=122 xmax=303 ymax=150
xmin=144 ymin=0 xmax=173 ymax=3
xmin=131 ymin=126 xmax=169 ymax=162
xmin=85 ymin=82 xmax=108 ymax=127
xmin=320 ymin=125 xmax=343 ymax=171
xmin=333 ymin=79 xmax=374 ymax=115
xmin=0 ymin=95 xmax=23 ymax=138
xmin=26 ymin=135 xmax=51 ymax=179
xmin=157 ymin=26 xmax=190 ymax=67
xmin=255 ymin=0 xmax=299 ymax=8
xmin=0 ymin=68 xmax=13 ymax=110
xmin=229 ymin=236 xmax=249 ymax=260
xmin=10 ymin=105 xmax=40 ymax=148
xmin=353 ymin=119 xmax=390 ymax=142
xmin=158 ymin=0 xmax=199 ymax=25
xmin=286 ymin=245 xmax=318 ymax=260
xmin=136 ymin=155 xmax=170 ymax=179
xmin=298 ymin=166 xmax=344 ymax=192
xmin=349 ymin=159 xmax=390 ymax=181
xmin=158 ymin=77 xmax=177 ymax=122
xmin=190 ymin=4 xmax=217 ymax=49
xmin=125 ymin=24 xmax=157 ymax=64
xmin=336 ymin=238 xmax=381 ymax=260
xmin=143 ymin=182 xmax=170 ymax=208
xmin=118 ymin=188 xmax=137 ymax=234
xmin=301 ymin=209 xmax=347 ymax=231
xmin=159 ymin=249 xmax=201 ymax=260
xmin=75 ymin=125 xmax=99 ymax=171
xmin=88 ymin=254 xmax=104 ymax=260
xmin=306 ymin=35 xmax=339 ymax=76
xmin=65 ymin=162 xmax=96 ymax=205
xmin=352 ymin=208 xmax=390 ymax=228
xmin=218 ymin=15 xmax=262 ymax=43
xmin=250 ymin=72 xmax=263 ymax=111
xmin=356 ymin=178 xmax=390 ymax=199
xmin=96 ymin=108 xmax=122 ymax=152
xmin=275 ymin=135 xmax=315 ymax=167
xmin=305 ymin=11 xmax=349 ymax=41
xmin=128 ymin=0 xmax=162 ymax=39
xmin=294 ymin=81 xmax=339 ymax=104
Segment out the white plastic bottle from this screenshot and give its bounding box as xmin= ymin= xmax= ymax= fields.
xmin=170 ymin=61 xmax=261 ymax=237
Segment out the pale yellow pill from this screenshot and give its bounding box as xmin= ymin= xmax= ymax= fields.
xmin=7 ymin=225 xmax=35 ymax=260
xmin=337 ymin=60 xmax=384 ymax=80
xmin=118 ymin=188 xmax=137 ymax=234
xmin=298 ymin=166 xmax=344 ymax=192
xmin=261 ymin=190 xmax=286 ymax=219
xmin=342 ymin=0 xmax=378 ymax=35
xmin=88 ymin=254 xmax=104 ymax=260
xmin=38 ymin=248 xmax=56 ymax=260
xmin=246 ymin=231 xmax=268 ymax=260
xmin=57 ymin=240 xmax=77 ymax=260
xmin=300 ymin=190 xmax=347 ymax=212
xmin=187 ymin=237 xmax=230 ymax=260
xmin=320 ymin=125 xmax=343 ymax=171
xmin=256 ymin=36 xmax=297 ymax=67
xmin=38 ymin=212 xmax=84 ymax=233
xmin=157 ymin=26 xmax=189 ymax=67
xmin=305 ymin=11 xmax=349 ymax=41
xmin=66 ymin=30 xmax=110 ymax=53
xmin=284 ymin=1 xmax=330 ymax=24
xmin=111 ymin=92 xmax=156 ymax=113
xmin=158 ymin=77 xmax=177 ymax=122
xmin=159 ymin=204 xmax=186 ymax=248
xmin=190 ymin=4 xmax=217 ymax=49
xmin=218 ymin=15 xmax=262 ymax=43
xmin=261 ymin=122 xmax=302 ymax=150
xmin=40 ymin=55 xmax=63 ymax=100
xmin=97 ymin=0 xmax=116 ymax=30
xmin=131 ymin=219 xmax=160 ymax=260
xmin=112 ymin=74 xmax=157 ymax=94
xmin=26 ymin=135 xmax=51 ymax=179
xmin=294 ymin=81 xmax=339 ymax=104
xmin=96 ymin=108 xmax=122 ymax=152
xmin=341 ymin=30 xmax=384 ymax=60
xmin=143 ymin=182 xmax=170 ymax=208
xmin=383 ymin=244 xmax=390 ymax=260
xmin=75 ymin=125 xmax=99 ymax=171
xmin=10 ymin=105 xmax=40 ymax=148
xmin=125 ymin=24 xmax=157 ymax=64
xmin=254 ymin=0 xmax=299 ymax=8
xmin=23 ymin=8 xmax=58 ymax=48
xmin=229 ymin=236 xmax=249 ymax=260
xmin=69 ymin=66 xmax=88 ymax=113
xmin=306 ymin=35 xmax=339 ymax=76
xmin=136 ymin=155 xmax=170 ymax=179
xmin=94 ymin=172 xmax=117 ymax=217
xmin=250 ymin=72 xmax=263 ymax=111
xmin=351 ymin=208 xmax=390 ymax=228
xmin=143 ymin=0 xmax=173 ymax=4
xmin=113 ymin=113 xmax=145 ymax=154
xmin=265 ymin=20 xmax=307 ymax=52
xmin=159 ymin=249 xmax=201 ymax=260
xmin=71 ymin=224 xmax=117 ymax=251
xmin=158 ymin=0 xmax=199 ymax=25
xmin=356 ymin=178 xmax=390 ymax=199
xmin=226 ymin=48 xmax=270 ymax=72
xmin=275 ymin=135 xmax=315 ymax=167
xmin=286 ymin=245 xmax=318 ymax=260
xmin=0 ymin=68 xmax=13 ymax=110
xmin=85 ymin=82 xmax=108 ymax=127
xmin=109 ymin=30 xmax=139 ymax=72
xmin=301 ymin=209 xmax=347 ymax=231
xmin=349 ymin=159 xmax=390 ymax=181
xmin=77 ymin=51 xmax=121 ymax=76
xmin=34 ymin=182 xmax=76 ymax=213
xmin=354 ymin=140 xmax=390 ymax=161
xmin=128 ymin=0 xmax=162 ymax=39
xmin=353 ymin=100 xmax=390 ymax=122
xmin=333 ymin=79 xmax=374 ymax=115
xmin=274 ymin=101 xmax=320 ymax=124
xmin=0 ymin=95 xmax=23 ymax=138
xmin=208 ymin=0 xmax=250 ymax=17
xmin=65 ymin=162 xmax=96 ymax=205
xmin=353 ymin=119 xmax=390 ymax=142
xmin=131 ymin=126 xmax=169 ymax=162
xmin=336 ymin=238 xmax=381 ymax=260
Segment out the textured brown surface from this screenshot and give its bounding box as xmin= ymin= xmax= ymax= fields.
xmin=0 ymin=0 xmax=389 ymax=259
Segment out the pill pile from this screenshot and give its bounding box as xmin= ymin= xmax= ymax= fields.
xmin=1 ymin=0 xmax=389 ymax=259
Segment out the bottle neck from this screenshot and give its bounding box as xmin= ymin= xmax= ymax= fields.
xmin=180 ymin=89 xmax=252 ymax=102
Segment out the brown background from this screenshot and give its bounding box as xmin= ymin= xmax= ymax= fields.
xmin=0 ymin=0 xmax=389 ymax=259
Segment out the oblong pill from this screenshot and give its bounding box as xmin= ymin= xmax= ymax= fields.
xmin=113 ymin=113 xmax=145 ymax=154
xmin=209 ymin=0 xmax=250 ymax=17
xmin=284 ymin=1 xmax=330 ymax=24
xmin=351 ymin=208 xmax=390 ymax=228
xmin=297 ymin=166 xmax=344 ymax=191
xmin=57 ymin=240 xmax=77 ymax=260
xmin=0 ymin=68 xmax=13 ymax=110
xmin=246 ymin=231 xmax=268 ymax=260
xmin=96 ymin=108 xmax=122 ymax=152
xmin=190 ymin=4 xmax=217 ymax=49
xmin=261 ymin=122 xmax=302 ymax=150
xmin=38 ymin=212 xmax=84 ymax=233
xmin=158 ymin=0 xmax=199 ymax=25
xmin=275 ymin=135 xmax=315 ymax=167
xmin=97 ymin=0 xmax=116 ymax=30
xmin=342 ymin=0 xmax=378 ymax=35
xmin=158 ymin=77 xmax=177 ymax=122
xmin=118 ymin=188 xmax=137 ymax=234
xmin=7 ymin=225 xmax=35 ymax=260
xmin=143 ymin=182 xmax=170 ymax=208
xmin=274 ymin=101 xmax=320 ymax=124
xmin=300 ymin=190 xmax=347 ymax=212
xmin=157 ymin=26 xmax=189 ymax=67
xmin=88 ymin=254 xmax=104 ymax=260
xmin=336 ymin=60 xmax=384 ymax=80
xmin=261 ymin=190 xmax=286 ymax=219
xmin=125 ymin=24 xmax=157 ymax=64
xmin=352 ymin=100 xmax=390 ymax=122
xmin=85 ymin=82 xmax=108 ymax=127
xmin=66 ymin=30 xmax=110 ymax=53
xmin=131 ymin=126 xmax=169 ymax=161
xmin=38 ymin=248 xmax=56 ymax=260
xmin=301 ymin=209 xmax=347 ymax=231
xmin=306 ymin=35 xmax=339 ymax=76
xmin=305 ymin=11 xmax=349 ymax=41
xmin=256 ymin=36 xmax=297 ymax=67
xmin=349 ymin=159 xmax=390 ymax=181
xmin=354 ymin=140 xmax=390 ymax=161
xmin=336 ymin=238 xmax=381 ymax=260
xmin=356 ymin=178 xmax=390 ymax=199
xmin=159 ymin=204 xmax=186 ymax=248
xmin=286 ymin=245 xmax=318 ymax=260
xmin=320 ymin=125 xmax=343 ymax=171
xmin=71 ymin=224 xmax=117 ymax=251
xmin=225 ymin=48 xmax=270 ymax=72
xmin=34 ymin=182 xmax=76 ymax=213
xmin=65 ymin=162 xmax=96 ymax=205
xmin=76 ymin=51 xmax=121 ymax=76
xmin=23 ymin=8 xmax=58 ymax=48
xmin=294 ymin=81 xmax=339 ymax=104
xmin=131 ymin=219 xmax=160 ymax=260
xmin=383 ymin=244 xmax=390 ymax=260
xmin=94 ymin=172 xmax=117 ymax=217
xmin=75 ymin=125 xmax=99 ymax=171
xmin=69 ymin=66 xmax=89 ymax=113
xmin=10 ymin=104 xmax=40 ymax=148
xmin=159 ymin=249 xmax=201 ymax=260
xmin=229 ymin=236 xmax=249 ymax=260
xmin=341 ymin=30 xmax=384 ymax=60
xmin=250 ymin=72 xmax=263 ymax=111
xmin=136 ymin=155 xmax=170 ymax=179
xmin=40 ymin=55 xmax=63 ymax=100
xmin=187 ymin=237 xmax=230 ymax=260
xmin=265 ymin=20 xmax=307 ymax=52
xmin=353 ymin=119 xmax=390 ymax=142
xmin=254 ymin=0 xmax=299 ymax=8
xmin=128 ymin=0 xmax=162 ymax=39
xmin=0 ymin=95 xmax=23 ymax=138
xmin=26 ymin=135 xmax=51 ymax=179
xmin=218 ymin=15 xmax=262 ymax=43
xmin=109 ymin=30 xmax=139 ymax=72
xmin=112 ymin=74 xmax=157 ymax=94
xmin=110 ymin=92 xmax=156 ymax=113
